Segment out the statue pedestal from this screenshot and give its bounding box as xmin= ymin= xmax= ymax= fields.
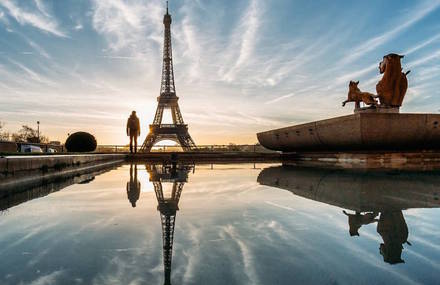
xmin=257 ymin=113 xmax=440 ymax=152
xmin=354 ymin=106 xmax=399 ymax=114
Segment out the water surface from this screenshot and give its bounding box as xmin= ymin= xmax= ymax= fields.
xmin=0 ymin=163 xmax=439 ymax=285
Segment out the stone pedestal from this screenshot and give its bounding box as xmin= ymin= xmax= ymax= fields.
xmin=257 ymin=113 xmax=440 ymax=152
xmin=354 ymin=106 xmax=399 ymax=114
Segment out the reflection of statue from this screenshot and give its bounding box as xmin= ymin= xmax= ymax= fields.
xmin=343 ymin=210 xmax=378 ymax=236
xmin=146 ymin=163 xmax=193 ymax=285
xmin=257 ymin=166 xmax=440 ymax=265
xmin=376 ymin=54 xmax=410 ymax=107
xmin=342 ymin=81 xmax=378 ymax=108
xmin=377 ymin=211 xmax=411 ymax=264
xmin=127 ymin=163 xmax=141 ymax=207
xmin=343 ymin=210 xmax=411 ymax=264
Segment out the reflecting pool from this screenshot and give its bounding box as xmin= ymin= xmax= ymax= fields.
xmin=1 ymin=163 xmax=440 ymax=285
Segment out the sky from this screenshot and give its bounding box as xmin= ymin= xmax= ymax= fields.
xmin=0 ymin=0 xmax=439 ymax=145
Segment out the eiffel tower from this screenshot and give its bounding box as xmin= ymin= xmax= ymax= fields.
xmin=140 ymin=2 xmax=196 ymax=152
xmin=146 ymin=163 xmax=193 ymax=285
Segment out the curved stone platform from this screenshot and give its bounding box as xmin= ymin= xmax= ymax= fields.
xmin=257 ymin=113 xmax=440 ymax=151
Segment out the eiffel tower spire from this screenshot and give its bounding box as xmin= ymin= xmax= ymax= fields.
xmin=140 ymin=2 xmax=196 ymax=152
xmin=161 ymin=0 xmax=175 ymax=97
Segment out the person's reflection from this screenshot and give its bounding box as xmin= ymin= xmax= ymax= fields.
xmin=343 ymin=210 xmax=378 ymax=236
xmin=127 ymin=163 xmax=141 ymax=207
xmin=377 ymin=211 xmax=411 ymax=264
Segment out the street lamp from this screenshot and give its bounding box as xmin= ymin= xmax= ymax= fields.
xmin=37 ymin=121 xmax=40 ymax=143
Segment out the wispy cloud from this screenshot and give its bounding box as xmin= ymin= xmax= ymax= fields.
xmin=265 ymin=92 xmax=295 ymax=104
xmin=404 ymin=33 xmax=440 ymax=55
xmin=34 ymin=0 xmax=50 ymax=18
xmin=341 ymin=0 xmax=440 ymax=65
xmin=406 ymin=49 xmax=440 ymax=69
xmin=8 ymin=58 xmax=56 ymax=86
xmin=73 ymin=23 xmax=83 ymax=31
xmin=0 ymin=0 xmax=67 ymax=37
xmin=222 ymin=224 xmax=261 ymax=285
xmin=0 ymin=10 xmax=8 ymax=25
xmin=175 ymin=3 xmax=203 ymax=82
xmin=334 ymin=64 xmax=377 ymax=86
xmin=92 ymin=0 xmax=162 ymax=51
xmin=27 ymin=39 xmax=51 ymax=59
xmin=220 ymin=0 xmax=263 ymax=82
xmin=25 ymin=270 xmax=65 ymax=285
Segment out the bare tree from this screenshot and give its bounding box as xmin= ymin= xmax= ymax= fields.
xmin=11 ymin=125 xmax=49 ymax=143
xmin=0 ymin=121 xmax=10 ymax=141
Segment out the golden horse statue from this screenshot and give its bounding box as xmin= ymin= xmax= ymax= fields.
xmin=376 ymin=53 xmax=410 ymax=107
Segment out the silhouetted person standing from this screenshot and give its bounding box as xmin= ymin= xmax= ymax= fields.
xmin=127 ymin=163 xmax=141 ymax=207
xmin=126 ymin=111 xmax=140 ymax=153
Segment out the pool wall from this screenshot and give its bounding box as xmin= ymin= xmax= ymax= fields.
xmin=0 ymin=154 xmax=126 ymax=175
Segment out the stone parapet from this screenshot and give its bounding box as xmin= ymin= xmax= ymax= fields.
xmin=354 ymin=106 xmax=399 ymax=114
xmin=0 ymin=154 xmax=126 ymax=175
xmin=257 ymin=113 xmax=440 ymax=152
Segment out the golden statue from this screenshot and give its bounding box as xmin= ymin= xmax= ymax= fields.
xmin=376 ymin=53 xmax=410 ymax=107
xmin=342 ymin=81 xmax=378 ymax=108
xmin=343 ymin=53 xmax=410 ymax=109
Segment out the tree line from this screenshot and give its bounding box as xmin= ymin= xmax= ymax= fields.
xmin=0 ymin=122 xmax=49 ymax=143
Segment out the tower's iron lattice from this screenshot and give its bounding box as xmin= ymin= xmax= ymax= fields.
xmin=147 ymin=163 xmax=193 ymax=285
xmin=140 ymin=3 xmax=196 ymax=152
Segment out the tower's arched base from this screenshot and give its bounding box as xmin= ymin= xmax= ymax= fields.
xmin=140 ymin=124 xmax=196 ymax=152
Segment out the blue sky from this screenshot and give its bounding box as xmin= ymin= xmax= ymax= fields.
xmin=0 ymin=0 xmax=439 ymax=144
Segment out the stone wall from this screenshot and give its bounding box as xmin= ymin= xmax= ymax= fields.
xmin=0 ymin=141 xmax=18 ymax=153
xmin=0 ymin=154 xmax=126 ymax=175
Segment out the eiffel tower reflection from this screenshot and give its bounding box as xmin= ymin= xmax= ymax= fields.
xmin=146 ymin=163 xmax=193 ymax=285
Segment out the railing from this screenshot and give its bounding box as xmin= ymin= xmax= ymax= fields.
xmin=2 ymin=141 xmax=274 ymax=154
xmin=150 ymin=124 xmax=186 ymax=128
xmin=95 ymin=144 xmax=275 ymax=153
xmin=158 ymin=124 xmax=179 ymax=128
